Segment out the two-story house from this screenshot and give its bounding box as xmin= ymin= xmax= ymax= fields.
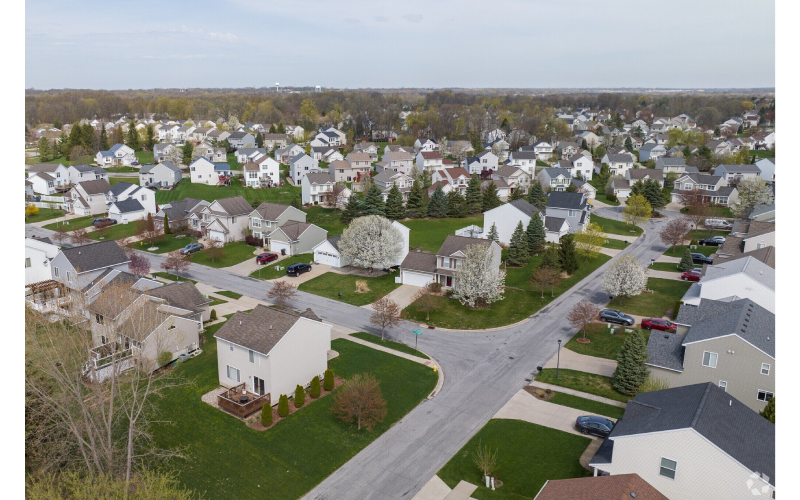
xmin=713 ymin=164 xmax=762 ymax=186
xmin=189 ymin=157 xmax=232 ymax=186
xmin=465 ymin=150 xmax=499 ymax=175
xmin=289 ymin=153 xmax=322 ymax=185
xmin=67 ymin=164 xmax=109 ymax=185
xmin=414 ymin=138 xmax=439 ymax=152
xmin=268 ymin=221 xmax=328 ymax=256
xmin=400 ymin=235 xmax=502 ymax=289
xmin=416 ymin=151 xmax=444 ymax=172
xmin=261 ymin=133 xmax=288 ymax=151
xmin=301 ymin=172 xmax=350 ymax=205
xmin=158 ymin=125 xmax=179 ymax=142
xmin=680 ymin=255 xmax=774 ymax=313
xmin=106 ymin=182 xmax=157 ymax=215
xmin=353 ymin=141 xmax=379 ymax=162
xmin=545 ymin=191 xmax=590 ymax=233
xmin=188 ymin=196 xmax=253 ymax=242
xmin=248 ymin=202 xmax=307 ymax=244
xmin=600 ymin=153 xmax=636 ymax=176
xmin=639 ymin=142 xmax=667 ymax=162
xmin=310 ymin=146 xmax=344 ymax=163
xmin=557 ymin=154 xmax=594 ymax=181
xmin=274 ymin=143 xmax=305 ymax=164
xmin=95 ymin=143 xmax=136 ymax=166
xmin=236 ymin=147 xmax=267 ymax=164
xmin=139 ymin=161 xmax=182 ymax=189
xmin=530 ymin=140 xmax=554 ymax=160
xmin=155 ymin=197 xmax=209 ymax=230
xmin=431 ymin=167 xmax=471 ymax=195
xmin=506 ymin=151 xmax=538 ymax=176
xmin=491 ymin=166 xmax=530 ymax=195
xmin=536 ymin=167 xmax=572 ymax=192
xmin=626 ymin=168 xmax=664 ymax=188
xmin=243 ymin=156 xmax=280 ymax=188
xmin=227 ymin=132 xmax=256 ymax=149
xmin=373 ymin=171 xmax=414 ymax=201
xmin=342 ymin=152 xmax=374 ymax=179
xmin=483 ymin=199 xmax=543 ymax=244
xmin=670 ymin=173 xmax=739 ymax=206
xmin=377 ymin=151 xmax=415 ymax=175
xmin=50 ymin=240 xmax=130 ymax=292
xmin=27 ymin=163 xmax=70 ymax=194
xmin=65 ymin=179 xmax=112 ymax=216
xmin=25 ymin=237 xmax=60 ymax=287
xmin=654 ymin=157 xmax=689 ymax=175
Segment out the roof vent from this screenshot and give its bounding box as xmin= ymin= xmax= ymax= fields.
xmin=239 ymin=320 xmax=242 ymax=325
xmin=729 ymin=400 xmax=732 ymax=407
xmin=631 ymin=494 xmax=637 ymax=499
xmin=270 ymin=325 xmax=273 ymax=330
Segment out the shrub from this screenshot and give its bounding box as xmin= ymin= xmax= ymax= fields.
xmin=690 ymin=239 xmax=698 ymax=246
xmin=606 ymin=193 xmax=618 ymax=203
xmin=157 ymin=351 xmax=173 ymax=367
xmin=310 ymin=376 xmax=321 ymax=398
xmin=534 ymin=389 xmax=545 ymax=397
xmin=294 ymin=384 xmax=305 ymax=408
xmin=261 ymin=405 xmax=273 ymax=426
xmin=638 ymin=376 xmax=670 ymax=393
xmin=244 ymin=235 xmax=264 ymax=247
xmin=210 ymin=309 xmax=217 ymax=321
xmin=277 ymin=394 xmax=289 ymax=417
xmin=545 ymin=388 xmax=552 ymax=395
xmin=428 ymin=282 xmax=443 ymax=293
xmin=323 ymin=369 xmax=334 ymax=391
xmin=355 ymin=280 xmax=370 ymax=293
xmin=192 ymin=231 xmax=203 ymax=238
xmin=760 ymin=397 xmax=775 ymax=424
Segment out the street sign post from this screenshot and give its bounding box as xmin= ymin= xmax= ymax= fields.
xmin=412 ymin=329 xmax=422 ymax=353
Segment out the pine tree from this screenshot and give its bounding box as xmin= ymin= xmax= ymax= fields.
xmin=163 ymin=213 xmax=171 ymax=235
xmin=291 ymin=196 xmax=302 ymax=209
xmin=37 ymin=137 xmax=51 ymax=162
xmin=760 ymin=397 xmax=775 ymax=424
xmin=181 ymin=142 xmax=193 ymax=165
xmin=487 ymin=223 xmax=499 ymax=243
xmin=508 ymin=186 xmax=526 ymax=201
xmin=294 ymin=384 xmax=305 ymax=408
xmin=446 ymin=190 xmax=467 ymax=218
xmin=341 ymin=194 xmax=363 ymax=224
xmin=145 ymin=125 xmax=155 ymax=151
xmin=363 ymin=183 xmax=386 ymax=216
xmin=261 ymin=404 xmax=273 ymax=426
xmin=624 ymin=136 xmax=633 ymax=152
xmin=540 ymin=245 xmax=562 ymax=271
xmin=255 ymin=131 xmax=264 ymax=148
xmin=465 ymin=174 xmax=483 ymax=214
xmin=277 ymin=394 xmax=289 ymax=417
xmin=612 ymin=331 xmax=650 ymax=396
xmin=126 ymin=121 xmax=139 ymax=149
xmin=527 ymin=180 xmax=547 ymax=210
xmin=406 ymin=178 xmax=425 ymax=217
xmin=323 ymin=369 xmax=334 ymax=391
xmin=310 ymin=376 xmax=321 ymax=399
xmin=507 ymin=221 xmax=529 ymax=266
xmin=269 ymin=124 xmax=276 ymax=133
xmin=384 ymin=183 xmax=405 ymax=220
xmin=526 ymin=215 xmax=546 ymax=255
xmin=277 ymin=122 xmax=286 ymax=134
xmin=642 ymin=179 xmax=668 ymax=211
xmin=427 ymin=185 xmax=448 ymax=218
xmin=481 ymin=181 xmax=502 ymax=211
xmin=678 ymin=248 xmax=694 ymax=272
xmin=559 ymin=234 xmax=580 ymax=274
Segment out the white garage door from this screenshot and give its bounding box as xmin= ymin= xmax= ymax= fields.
xmin=314 ymin=250 xmax=340 ymax=267
xmin=207 ymin=230 xmax=226 ymax=242
xmin=402 ymin=270 xmax=433 ymax=287
xmin=271 ymin=241 xmax=291 ymax=256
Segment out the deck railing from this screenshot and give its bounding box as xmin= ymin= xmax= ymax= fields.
xmin=217 ymin=383 xmax=270 ymax=418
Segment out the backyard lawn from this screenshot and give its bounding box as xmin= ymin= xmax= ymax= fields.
xmin=24 ymin=207 xmax=65 ymax=223
xmin=403 ymin=215 xmax=484 ymax=252
xmin=105 ymin=166 xmax=139 ymax=173
xmin=155 ymin=178 xmax=301 ymax=206
xmin=591 ymin=214 xmax=643 ymax=236
xmin=226 ymin=152 xmax=240 ymax=170
xmin=535 ymin=369 xmax=629 ymax=403
xmin=151 ymin=333 xmax=437 ymax=499
xmin=135 ymin=150 xmax=154 ymax=164
xmin=109 ymin=176 xmax=139 ymax=186
xmin=298 ymin=272 xmax=401 ymax=306
xmin=749 ymin=149 xmax=775 ymax=158
xmin=44 ymin=215 xmax=95 ymax=231
xmin=305 ymin=206 xmax=348 ymax=236
xmin=189 ymin=241 xmax=256 ymax=268
xmin=133 ymin=234 xmax=194 ymax=254
xmin=547 ymin=392 xmax=625 ymax=419
xmin=437 ymin=419 xmax=590 ymax=500
xmin=609 ymin=278 xmax=692 ymax=318
xmin=350 ymin=332 xmax=429 ymax=359
xmin=565 ymin=324 xmax=650 ymax=360
xmin=249 ymin=253 xmax=314 ymax=280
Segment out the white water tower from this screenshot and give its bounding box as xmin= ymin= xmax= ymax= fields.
xmin=315 ymin=85 xmax=321 ymax=93
xmin=275 ymin=82 xmax=280 ymax=93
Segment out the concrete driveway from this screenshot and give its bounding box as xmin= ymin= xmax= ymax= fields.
xmin=274 ymin=262 xmax=330 ymax=285
xmin=493 ymin=389 xmax=616 ymax=436
xmin=361 ymin=284 xmax=418 ymax=310
xmin=543 ymin=348 xmax=617 ymax=377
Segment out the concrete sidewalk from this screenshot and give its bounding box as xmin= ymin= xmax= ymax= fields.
xmin=604 ymin=232 xmax=640 ymax=243
xmin=360 ymin=283 xmax=417 ymax=310
xmin=647 ymin=269 xmax=682 ymax=280
xmin=531 ymin=382 xmax=627 ymax=408
xmin=656 ymin=255 xmax=681 ymax=263
xmin=600 ymin=247 xmax=622 ymax=257
xmin=494 ymin=389 xmax=618 ymax=435
xmin=543 ymin=348 xmax=617 ymax=377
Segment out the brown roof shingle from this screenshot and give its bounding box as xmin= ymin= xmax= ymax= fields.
xmin=213 ymin=305 xmax=321 ymax=355
xmin=534 ymin=474 xmax=667 ymax=500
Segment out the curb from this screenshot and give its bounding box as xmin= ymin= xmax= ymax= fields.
xmin=417 ymin=314 xmax=534 ymax=333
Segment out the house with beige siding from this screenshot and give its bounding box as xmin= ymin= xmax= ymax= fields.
xmin=248 ymin=202 xmax=306 ymax=244
xmin=188 ymin=196 xmax=253 ymax=242
xmin=680 ymin=256 xmax=774 ymax=313
xmin=268 ymin=221 xmax=327 ymax=256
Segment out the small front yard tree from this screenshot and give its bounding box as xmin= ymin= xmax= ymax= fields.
xmin=622 ymin=194 xmax=652 ymax=229
xmin=567 ymin=299 xmax=601 ymax=341
xmin=601 ymin=254 xmax=647 ymax=301
xmin=525 ymin=215 xmax=546 ymax=255
xmin=339 ymin=215 xmax=405 ymax=270
xmin=559 ymin=234 xmax=580 ymax=274
xmin=411 ymin=283 xmax=442 ymax=322
xmin=69 ymin=227 xmax=92 ymax=246
xmin=163 ymin=213 xmax=171 ymax=235
xmin=678 ymin=188 xmax=710 ymax=230
xmin=128 ymin=253 xmax=151 ymax=278
xmin=330 ymin=373 xmax=387 ymax=431
xmin=530 ymin=265 xmax=561 ymax=298
xmin=453 ymin=244 xmax=506 ymax=309
xmin=612 ymin=331 xmax=649 ymax=396
xmin=161 ymin=250 xmax=190 ymax=279
xmin=370 ymin=295 xmax=402 ymax=340
xmin=659 ymin=218 xmax=690 ymax=253
xmin=205 ymin=238 xmax=225 ymax=264
xmin=472 ymin=441 xmax=499 ymax=481
xmin=540 ymin=245 xmax=562 ymax=271
xmin=268 ymin=280 xmax=298 ymax=311
xmin=507 ymin=221 xmax=529 ymax=266
xmin=678 ymin=248 xmax=695 ymax=272
xmin=574 ymin=222 xmax=605 ymax=261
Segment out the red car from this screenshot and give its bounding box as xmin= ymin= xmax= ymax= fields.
xmin=256 ymin=252 xmax=279 ymax=264
xmin=641 ymin=318 xmax=677 ymax=332
xmin=681 ymin=270 xmax=701 ymax=282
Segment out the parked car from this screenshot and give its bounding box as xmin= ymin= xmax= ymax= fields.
xmin=704 ymin=218 xmax=732 ymax=230
xmin=286 ymin=263 xmax=312 ymax=276
xmin=256 ymin=252 xmax=279 ymax=264
xmin=699 ymin=236 xmax=725 ymax=246
xmin=92 ymin=217 xmax=117 ymax=227
xmin=641 ymin=318 xmax=677 ymax=332
xmin=691 ymin=253 xmax=714 ymax=265
xmin=180 ymin=242 xmax=204 ymax=255
xmin=131 ymin=161 xmax=140 ymax=166
xmin=575 ymin=416 xmax=616 ymax=438
xmin=599 ymin=309 xmax=635 ymax=326
xmin=681 ymin=270 xmax=702 ymax=282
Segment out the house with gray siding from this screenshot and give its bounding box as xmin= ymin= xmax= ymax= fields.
xmin=50 ymin=241 xmax=130 ymax=291
xmin=267 ymin=221 xmax=327 ymax=256
xmin=713 ymin=164 xmax=762 ymax=186
xmin=289 ymin=153 xmax=322 ymax=184
xmin=139 ymin=161 xmax=182 ymax=189
xmin=248 ymin=202 xmax=306 ymax=243
xmin=545 ymin=191 xmax=590 ymax=233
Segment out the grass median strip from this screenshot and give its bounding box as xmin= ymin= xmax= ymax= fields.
xmin=535 ymin=368 xmax=629 ymax=403
xmin=151 ymin=272 xmax=197 ymax=284
xmin=546 ymin=392 xmax=625 ymax=419
xmin=215 ymin=290 xmax=243 ymax=300
xmin=350 ymin=332 xmax=429 ymax=359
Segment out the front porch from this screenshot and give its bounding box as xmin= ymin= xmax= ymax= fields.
xmin=217 ymin=383 xmax=271 ymax=418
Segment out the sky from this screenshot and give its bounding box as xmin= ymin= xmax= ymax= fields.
xmin=25 ymin=0 xmax=776 ymax=90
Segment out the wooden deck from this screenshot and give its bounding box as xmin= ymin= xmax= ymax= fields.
xmin=217 ymin=383 xmax=270 ymax=418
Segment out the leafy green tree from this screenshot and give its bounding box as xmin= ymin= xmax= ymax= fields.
xmin=507 ymin=221 xmax=529 ymax=266
xmin=481 ymin=181 xmax=502 ymax=211
xmin=384 ymin=183 xmax=405 ymax=220
xmin=294 ymin=384 xmax=305 ymax=408
xmin=446 ymin=190 xmax=467 ymax=218
xmin=526 ymin=180 xmax=547 ymax=210
xmin=540 ymin=245 xmax=561 ymax=271
xmin=678 ymin=248 xmax=694 ymax=272
xmin=341 ymin=194 xmax=363 ymax=224
xmin=163 ymin=213 xmax=171 ymax=234
xmin=508 ymin=186 xmax=526 ymax=201
xmin=559 ymin=234 xmax=580 ymax=274
xmin=612 ymin=331 xmax=650 ymax=396
xmin=406 ymin=178 xmax=426 ymax=217
xmin=526 ymin=215 xmax=546 ymax=255
xmin=255 ymin=131 xmax=264 ymax=148
xmin=465 ymin=174 xmax=483 ymax=214
xmin=427 ymin=185 xmax=449 ymax=218
xmin=181 ymin=141 xmax=193 ymax=165
xmin=261 ymin=404 xmax=273 ymax=426
xmin=487 ymin=223 xmax=499 ymax=243
xmin=760 ymin=397 xmax=775 ymax=424
xmin=278 ymin=394 xmax=289 ymax=417
xmin=324 ymin=368 xmax=334 ymax=391
xmin=310 ymin=376 xmax=321 ymax=399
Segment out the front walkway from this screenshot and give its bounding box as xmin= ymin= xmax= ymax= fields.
xmin=413 ymin=478 xmax=477 ymax=500
xmin=26 ymin=211 xmax=85 ymax=228
xmin=543 ymin=348 xmax=617 ymax=377
xmin=603 ymin=232 xmax=640 ymax=243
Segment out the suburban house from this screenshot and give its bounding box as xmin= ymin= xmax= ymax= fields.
xmin=400 ymin=235 xmax=502 ymax=289
xmin=248 ymin=202 xmax=306 ymax=244
xmin=755 ymin=158 xmax=775 ymax=183
xmin=534 ymin=474 xmax=667 ymax=500
xmin=301 ymin=173 xmax=350 ymax=206
xmin=155 ymin=197 xmax=210 ymax=229
xmin=414 ymin=138 xmax=438 ymax=152
xmin=416 ymin=151 xmax=444 ymax=172
xmin=313 ymin=220 xmax=410 ymax=268
xmin=464 ymin=150 xmax=499 ymax=175
xmin=681 ymin=255 xmax=775 ymax=313
xmin=557 ymin=155 xmax=594 ymax=180
xmin=25 ymin=237 xmax=60 ymax=286
xmin=188 ymin=196 xmax=253 ymax=242
xmin=95 ymin=143 xmax=136 ymax=166
xmin=67 ymin=164 xmax=109 ymax=185
xmin=530 ymin=140 xmax=554 ymax=160
xmin=728 ymin=220 xmax=775 ymax=253
xmin=236 ymin=147 xmax=267 ymax=164
xmin=268 ymin=221 xmax=328 ymax=256
xmin=175 ymin=125 xmax=195 ymax=142
xmin=153 ymin=143 xmax=174 ymax=163
xmin=571 ymin=179 xmax=597 ymax=199
xmin=228 ymin=132 xmax=256 ymax=149
xmin=275 ymin=144 xmax=305 ymax=163
xmin=285 ymin=125 xmax=305 ymax=140
xmin=545 ymin=191 xmax=590 ymax=233
xmin=609 ymin=178 xmax=632 ymax=199
xmin=377 ymin=151 xmax=415 ymax=175
xmin=714 ymin=239 xmax=775 ymax=268
xmin=261 ymin=133 xmax=288 ymax=150
xmin=353 ymin=141 xmax=379 ymax=162
xmin=491 ymin=166 xmax=530 ymax=194
xmin=646 ymin=298 xmax=774 ymax=412
xmin=483 ymin=199 xmax=543 ymax=245
xmin=27 ymin=163 xmax=70 ymax=194
xmin=50 ymin=241 xmax=130 ymax=291
xmin=289 ymin=153 xmax=322 ymax=185
xmin=158 ymin=125 xmax=179 ymax=142
xmin=196 ymin=145 xmax=226 ymax=163
xmin=600 ymin=153 xmax=636 ymax=176
xmin=431 ymin=167 xmax=471 ymax=195
xmin=310 ymin=146 xmax=344 ymax=163
xmin=713 ymin=164 xmax=762 ymax=186
xmin=106 ymin=182 xmax=157 ymax=215
xmin=189 ymin=157 xmax=232 ymax=186
xmin=627 ymin=168 xmax=664 ymax=187
xmin=655 ymin=157 xmax=688 ymax=174
xmin=670 ymin=173 xmax=739 ymax=206
xmin=638 ymin=143 xmax=667 ymax=162
xmin=332 ymin=152 xmax=372 ymax=182
xmin=373 ymin=171 xmax=413 ymax=201
xmin=575 ymin=130 xmax=600 ymax=148
xmin=108 ymin=199 xmax=148 ymax=224
xmin=558 ymin=141 xmax=581 ymax=159
xmin=506 ymin=151 xmax=538 ymax=176
xmin=589 ymin=383 xmax=774 ymax=500
xmin=65 ymin=179 xmax=112 ymax=216
xmin=536 ymin=168 xmax=573 ymax=192
xmin=243 ymin=156 xmax=280 ymax=188
xmin=139 ymin=161 xmax=182 ymax=189
xmin=214 ymin=305 xmax=331 ymax=412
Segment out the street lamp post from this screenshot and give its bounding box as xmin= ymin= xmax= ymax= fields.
xmin=556 ymin=339 xmax=562 ymax=379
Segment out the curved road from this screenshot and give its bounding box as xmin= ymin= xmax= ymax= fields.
xmin=25 ymin=206 xmax=678 ymax=500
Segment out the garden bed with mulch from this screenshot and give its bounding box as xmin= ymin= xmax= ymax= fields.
xmin=246 ymin=376 xmax=345 ymax=431
xmin=524 ymin=385 xmax=555 ymax=401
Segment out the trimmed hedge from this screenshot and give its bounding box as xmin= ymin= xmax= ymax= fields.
xmin=277 ymin=394 xmax=289 ymax=417
xmin=294 ymin=384 xmax=305 ymax=408
xmin=324 ymin=369 xmax=334 ymax=391
xmin=310 ymin=376 xmax=321 ymax=399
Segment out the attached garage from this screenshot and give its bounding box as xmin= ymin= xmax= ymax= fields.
xmin=400 ymin=251 xmax=438 ymax=288
xmin=312 ymin=236 xmax=347 ymax=268
xmin=401 ymin=270 xmax=434 ymax=287
xmin=108 ymin=199 xmax=147 ymax=224
xmin=207 ymin=229 xmax=226 ymax=242
xmin=271 ymin=240 xmax=291 ymax=256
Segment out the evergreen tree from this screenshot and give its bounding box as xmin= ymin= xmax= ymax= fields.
xmin=612 ymin=331 xmax=650 ymax=396
xmin=526 ymin=215 xmax=546 ymax=255
xmin=465 ymin=174 xmax=483 ymax=214
xmin=53 ymin=118 xmax=63 ymax=129
xmin=255 ymin=131 xmax=264 ymax=148
xmin=385 ymin=183 xmax=405 ymax=220
xmin=310 ymin=376 xmax=321 ymax=399
xmin=163 ymin=213 xmax=171 ymax=234
xmin=69 ymin=124 xmax=82 ymax=151
xmin=277 ymin=122 xmax=286 ymax=134
xmin=581 ymin=139 xmax=588 ymax=150
xmin=145 ymin=125 xmax=155 ymax=150
xmin=341 ymin=194 xmax=363 ymax=224
xmin=126 ymin=121 xmax=139 ymax=149
xmin=406 ymin=178 xmax=425 ymax=217
xmin=323 ymin=368 xmax=334 ymax=391
xmin=487 ymin=223 xmax=499 ymax=243
xmin=678 ymin=248 xmax=694 ymax=272
xmin=294 ymin=384 xmax=305 ymax=408
xmin=481 ymin=181 xmax=502 ymax=211
xmin=261 ymin=404 xmax=273 ymax=426
xmin=507 ymin=221 xmax=529 ymax=266
xmin=269 ymin=123 xmax=276 ymax=133
xmin=760 ymin=397 xmax=775 ymax=424
xmin=527 ymin=180 xmax=547 ymax=210
xmin=540 ymin=245 xmax=562 ymax=271
xmin=508 ymin=186 xmax=526 ymax=201
xmin=181 ymin=141 xmax=193 ymax=165
xmin=446 ymin=190 xmax=467 ymax=218
xmin=559 ymin=234 xmax=580 ymax=274
xmin=427 ymin=185 xmax=449 ymax=218
xmin=624 ymin=136 xmax=633 ymax=152
xmin=565 ymin=183 xmax=578 ymax=193
xmin=363 ymin=183 xmax=386 ymax=216
xmin=37 ymin=137 xmax=50 ymax=161
xmin=642 ymin=179 xmax=668 ymax=211
xmin=57 ymin=132 xmax=69 ymax=157
xmin=291 ymin=196 xmax=302 ymax=209
xmin=278 ymin=394 xmax=289 ymax=417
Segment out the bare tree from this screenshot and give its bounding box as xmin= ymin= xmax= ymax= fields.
xmin=204 ymin=238 xmax=225 ymax=264
xmin=410 ymin=283 xmax=441 ymax=322
xmin=472 ymin=441 xmax=499 ymax=479
xmin=128 ymin=253 xmax=151 ymax=277
xmin=267 ymin=280 xmax=298 ymax=311
xmin=52 ymin=223 xmax=70 ymax=246
xmin=370 ymin=294 xmax=402 ymax=340
xmin=529 ymin=266 xmax=561 ymax=298
xmin=160 ymin=250 xmax=189 ymax=279
xmin=567 ymin=299 xmax=601 ymax=341
xmin=330 ymin=373 xmax=387 ymax=431
xmin=678 ymin=188 xmax=710 ymax=231
xmin=69 ymin=226 xmax=93 ymax=246
xmin=659 ymin=218 xmax=691 ymax=253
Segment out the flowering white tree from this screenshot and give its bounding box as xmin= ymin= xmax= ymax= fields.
xmin=165 ymin=146 xmax=183 ymax=165
xmin=338 ymin=215 xmax=405 ymax=269
xmin=731 ymin=177 xmax=773 ymax=218
xmin=601 ymin=255 xmax=648 ymax=299
xmin=453 ymin=244 xmax=506 ymax=308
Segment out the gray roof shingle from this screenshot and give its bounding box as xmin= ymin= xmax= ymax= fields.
xmin=546 ymin=191 xmax=587 ymax=210
xmin=507 ymin=199 xmax=540 ymax=218
xmin=61 ymin=241 xmax=129 ymax=274
xmin=214 ymin=304 xmax=321 ymax=355
xmin=112 ymin=199 xmax=145 ymax=213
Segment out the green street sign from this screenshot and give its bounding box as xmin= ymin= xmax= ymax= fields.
xmin=412 ymin=329 xmax=422 ymax=336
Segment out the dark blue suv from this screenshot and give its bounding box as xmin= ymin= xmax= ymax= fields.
xmin=599 ymin=309 xmax=635 ymax=326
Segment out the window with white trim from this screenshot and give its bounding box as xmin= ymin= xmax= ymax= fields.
xmin=226 ymin=365 xmax=240 ymax=382
xmin=702 ymin=351 xmax=718 ymax=368
xmin=719 ymin=381 xmax=727 ymax=391
xmin=659 ymin=457 xmax=677 ymax=479
xmin=53 ymin=267 xmax=59 ymax=278
xmin=25 ymin=258 xmax=31 ymax=268
xmin=229 ymin=342 xmax=234 ymax=351
xmin=761 ymin=363 xmax=770 ymax=375
xmin=757 ymin=390 xmax=773 ymax=402
xmin=249 ymin=350 xmax=255 ymax=363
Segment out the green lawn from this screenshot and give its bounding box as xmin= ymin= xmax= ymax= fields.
xmin=591 ymin=214 xmax=643 ymax=236
xmin=105 ymin=166 xmax=139 ymax=173
xmin=350 ymin=332 xmax=429 ymax=359
xmin=226 ymin=152 xmax=241 ymax=170
xmin=249 ymin=253 xmax=315 ymax=280
xmin=404 ymin=253 xmax=610 ymax=330
xmin=592 ymin=193 xmax=620 ymax=206
xmin=750 ymin=149 xmax=775 ymax=158
xmin=681 ymin=206 xmax=733 ymax=218
xmin=134 ymin=235 xmax=194 ymax=254
xmin=649 ymin=262 xmax=681 ymax=272
xmin=151 ymin=272 xmax=197 ymax=284
xmin=215 ymin=290 xmax=243 ymax=300
xmin=305 ymin=206 xmax=348 ymax=236
xmin=188 ymin=241 xmax=256 ymax=268
xmin=663 ymin=244 xmax=716 ymax=257
xmin=403 ymin=215 xmax=484 ymax=252
xmin=565 ymin=324 xmax=650 ymax=360
xmin=547 ymin=392 xmax=625 ymax=419
xmin=208 ymin=298 xmax=228 ymax=306
xmin=154 ymin=177 xmax=300 ymax=206
xmin=438 ymin=419 xmax=590 ymax=500
xmin=151 ymin=333 xmax=437 ymax=499
xmin=44 ymin=215 xmax=95 ymax=231
xmin=535 ymin=369 xmax=629 ymax=403
xmin=24 ymin=207 xmax=65 ymax=224
xmin=298 ymin=272 xmax=401 ymax=306
xmin=601 ymin=238 xmax=628 ymax=250
xmin=109 ymin=176 xmax=139 ymax=186
xmin=135 ymin=150 xmax=154 ymax=165
xmin=90 ymin=222 xmax=139 ymax=241
xmin=609 ymin=278 xmax=691 ymax=318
